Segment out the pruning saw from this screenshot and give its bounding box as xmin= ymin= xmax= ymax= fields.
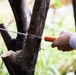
xmin=0 ymin=28 xmax=56 ymax=42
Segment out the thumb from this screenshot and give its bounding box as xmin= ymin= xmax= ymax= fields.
xmin=51 ymin=42 xmax=56 ymax=48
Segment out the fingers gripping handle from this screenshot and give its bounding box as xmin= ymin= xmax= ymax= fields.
xmin=44 ymin=36 xmax=56 ymax=42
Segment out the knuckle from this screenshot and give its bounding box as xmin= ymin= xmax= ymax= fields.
xmin=60 ymin=31 xmax=65 ymax=34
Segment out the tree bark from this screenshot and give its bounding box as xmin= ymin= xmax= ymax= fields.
xmin=0 ymin=0 xmax=31 ymax=51
xmin=8 ymin=0 xmax=31 ymax=50
xmin=1 ymin=0 xmax=50 ymax=75
xmin=0 ymin=23 xmax=12 ymax=50
xmin=72 ymin=0 xmax=76 ymax=30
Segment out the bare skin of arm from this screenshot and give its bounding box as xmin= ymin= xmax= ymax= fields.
xmin=51 ymin=31 xmax=73 ymax=51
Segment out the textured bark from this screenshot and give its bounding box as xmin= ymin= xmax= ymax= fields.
xmin=0 ymin=0 xmax=31 ymax=51
xmin=8 ymin=0 xmax=31 ymax=50
xmin=0 ymin=23 xmax=12 ymax=50
xmin=1 ymin=50 xmax=26 ymax=75
xmin=1 ymin=0 xmax=50 ymax=75
xmin=18 ymin=0 xmax=50 ymax=73
xmin=9 ymin=0 xmax=31 ymax=33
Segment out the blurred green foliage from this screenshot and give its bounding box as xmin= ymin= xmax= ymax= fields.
xmin=0 ymin=0 xmax=76 ymax=75
xmin=51 ymin=0 xmax=63 ymax=8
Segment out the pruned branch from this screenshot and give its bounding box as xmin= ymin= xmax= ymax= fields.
xmin=0 ymin=23 xmax=12 ymax=50
xmin=1 ymin=51 xmax=25 ymax=75
xmin=1 ymin=0 xmax=50 ymax=75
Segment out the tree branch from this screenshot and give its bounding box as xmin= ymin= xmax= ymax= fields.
xmin=0 ymin=23 xmax=12 ymax=50
xmin=8 ymin=0 xmax=31 ymax=33
xmin=1 ymin=51 xmax=25 ymax=75
xmin=1 ymin=0 xmax=50 ymax=75
xmin=8 ymin=0 xmax=31 ymax=50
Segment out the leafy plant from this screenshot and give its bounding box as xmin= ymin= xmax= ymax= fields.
xmin=51 ymin=0 xmax=63 ymax=8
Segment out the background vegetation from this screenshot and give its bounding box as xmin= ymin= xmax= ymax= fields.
xmin=0 ymin=0 xmax=76 ymax=75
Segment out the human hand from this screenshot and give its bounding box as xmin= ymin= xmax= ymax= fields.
xmin=51 ymin=31 xmax=73 ymax=51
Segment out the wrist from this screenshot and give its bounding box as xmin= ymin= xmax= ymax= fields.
xmin=69 ymin=33 xmax=76 ymax=49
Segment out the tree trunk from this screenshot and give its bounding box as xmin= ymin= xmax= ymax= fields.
xmin=1 ymin=0 xmax=50 ymax=75
xmin=72 ymin=0 xmax=76 ymax=31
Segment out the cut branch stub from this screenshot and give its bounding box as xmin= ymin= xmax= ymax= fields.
xmin=1 ymin=51 xmax=26 ymax=75
xmin=8 ymin=0 xmax=31 ymax=33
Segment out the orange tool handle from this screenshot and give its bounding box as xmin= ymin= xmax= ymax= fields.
xmin=44 ymin=36 xmax=56 ymax=42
